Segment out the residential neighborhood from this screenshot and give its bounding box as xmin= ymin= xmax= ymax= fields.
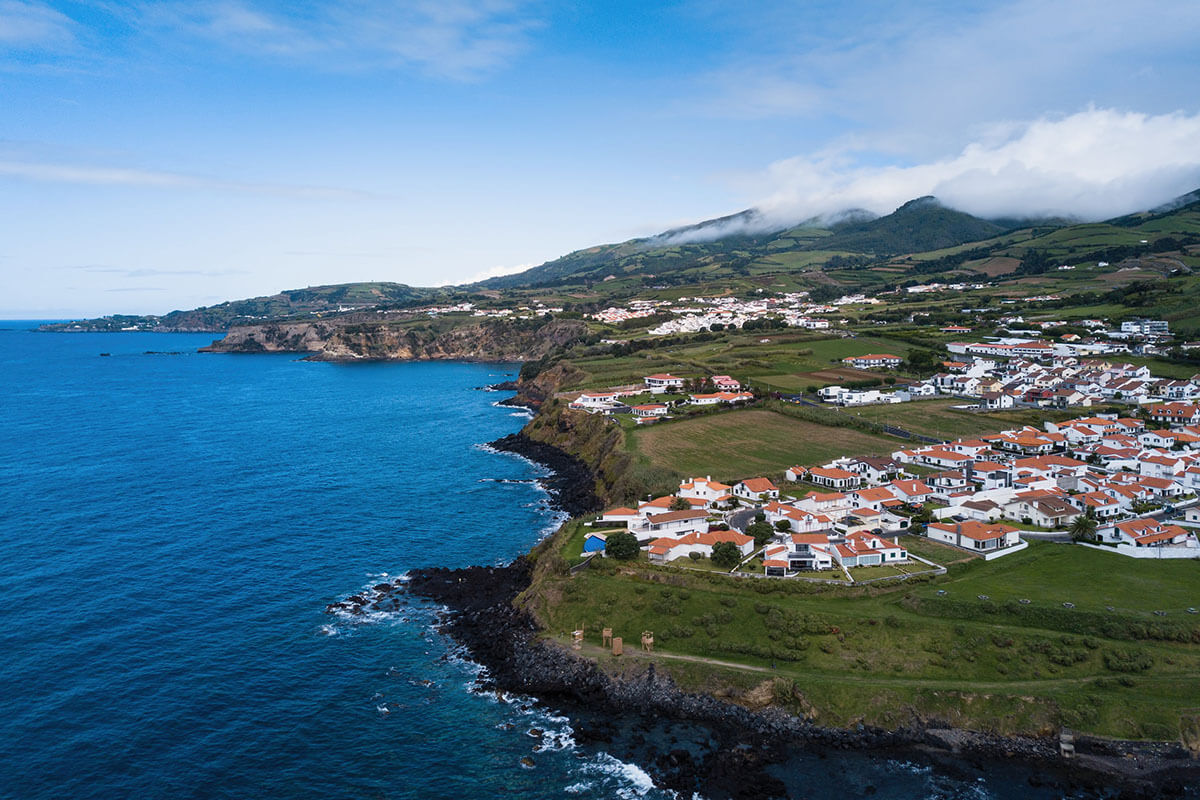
xmin=584 ymin=404 xmax=1200 ymax=579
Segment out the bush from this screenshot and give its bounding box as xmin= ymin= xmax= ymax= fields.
xmin=712 ymin=541 xmax=742 ymax=569
xmin=1103 ymin=648 xmax=1154 ymax=673
xmin=605 ymin=531 xmax=639 ymax=560
xmin=774 ymin=520 xmax=792 ymax=532
xmin=747 ymin=521 xmax=775 ymax=546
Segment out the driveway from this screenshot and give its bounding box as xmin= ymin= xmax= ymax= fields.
xmin=726 ymin=506 xmax=760 ymax=532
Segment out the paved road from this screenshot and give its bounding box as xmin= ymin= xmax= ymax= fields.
xmin=727 ymin=506 xmax=760 ymax=532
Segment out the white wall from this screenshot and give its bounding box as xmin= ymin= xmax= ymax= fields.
xmin=1077 ymin=542 xmax=1200 ymax=559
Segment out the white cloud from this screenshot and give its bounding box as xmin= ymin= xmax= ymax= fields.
xmin=744 ymin=108 xmax=1200 ymax=223
xmin=0 ymin=156 xmax=380 ymax=200
xmin=458 ymin=262 xmax=534 ymax=284
xmin=131 ymin=0 xmax=541 ymax=80
xmin=0 ymin=0 xmax=75 ymax=48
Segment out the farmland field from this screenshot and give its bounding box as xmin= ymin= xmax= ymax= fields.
xmin=628 ymin=408 xmax=899 ymax=480
xmin=851 ymin=399 xmax=1077 ymax=440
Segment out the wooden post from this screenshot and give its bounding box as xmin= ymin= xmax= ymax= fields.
xmin=641 ymin=631 xmax=654 ymax=652
xmin=572 ymin=629 xmax=583 ymax=650
xmin=602 ymin=627 xmax=613 ymax=648
xmin=611 ymin=636 xmax=623 ymax=656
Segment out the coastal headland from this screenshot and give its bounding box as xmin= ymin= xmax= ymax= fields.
xmin=359 ymin=368 xmax=1199 ymax=798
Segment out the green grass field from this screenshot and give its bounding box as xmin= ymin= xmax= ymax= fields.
xmin=627 ymin=408 xmax=899 ymax=480
xmin=528 ymin=538 xmax=1200 ymax=739
xmin=560 ymin=334 xmax=916 ymax=392
xmin=913 ymin=543 xmax=1200 ymax=614
xmin=850 ymin=398 xmax=1077 ymax=440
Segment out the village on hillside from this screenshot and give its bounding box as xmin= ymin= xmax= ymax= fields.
xmin=575 ymin=362 xmax=1200 ymax=580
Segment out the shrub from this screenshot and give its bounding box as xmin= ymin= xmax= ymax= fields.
xmin=605 ymin=531 xmax=639 ymax=560
xmin=712 ymin=541 xmax=742 ymax=569
xmin=747 ymin=521 xmax=775 ymax=547
xmin=1103 ymin=648 xmax=1154 ymax=673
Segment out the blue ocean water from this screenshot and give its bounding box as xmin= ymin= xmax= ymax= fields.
xmin=0 ymin=323 xmax=1108 ymax=799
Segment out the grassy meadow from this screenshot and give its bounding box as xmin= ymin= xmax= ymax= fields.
xmin=527 ymin=538 xmax=1200 ymax=739
xmin=627 ymin=409 xmax=899 ymax=480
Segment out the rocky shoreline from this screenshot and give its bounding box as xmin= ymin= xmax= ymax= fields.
xmin=407 ymin=408 xmax=1200 ymax=798
xmin=395 ymin=556 xmax=1200 ymax=799
xmin=322 ymin=383 xmax=1200 ymax=797
xmin=488 ymin=432 xmax=603 ymax=518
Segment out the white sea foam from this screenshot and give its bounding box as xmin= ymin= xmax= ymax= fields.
xmin=577 ymin=752 xmax=660 ymax=798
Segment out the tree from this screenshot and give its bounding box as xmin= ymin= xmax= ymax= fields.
xmin=605 ymin=531 xmax=639 ymax=560
xmin=746 ymin=521 xmax=775 ymax=547
xmin=774 ymin=520 xmax=792 ymax=532
xmin=669 ymin=496 xmax=692 ymax=511
xmin=754 ymin=511 xmax=767 ymax=522
xmin=1069 ymin=511 xmax=1098 ymax=543
xmin=711 ymin=541 xmax=741 ymax=569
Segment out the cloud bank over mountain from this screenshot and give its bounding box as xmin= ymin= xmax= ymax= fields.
xmin=745 ymin=108 xmax=1200 ymax=225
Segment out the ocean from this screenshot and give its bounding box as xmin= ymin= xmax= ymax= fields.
xmin=0 ymin=323 xmax=1102 ymax=799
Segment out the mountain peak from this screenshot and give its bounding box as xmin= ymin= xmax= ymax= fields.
xmin=895 ymin=195 xmax=942 ymax=211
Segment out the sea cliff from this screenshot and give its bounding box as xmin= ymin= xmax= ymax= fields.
xmin=199 ymin=317 xmax=587 ymax=362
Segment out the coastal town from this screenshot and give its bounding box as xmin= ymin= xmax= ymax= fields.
xmin=576 ymin=357 xmax=1200 ymax=578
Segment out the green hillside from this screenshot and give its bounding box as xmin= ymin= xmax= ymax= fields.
xmin=815 ymin=196 xmax=1005 ymax=254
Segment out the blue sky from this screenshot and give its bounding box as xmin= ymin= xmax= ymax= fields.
xmin=2 ymin=0 xmax=1199 ymax=316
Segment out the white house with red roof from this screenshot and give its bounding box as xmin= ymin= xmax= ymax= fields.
xmin=734 ymin=477 xmax=780 ymax=502
xmin=763 ymin=503 xmax=840 ymax=534
xmin=802 ymin=466 xmax=862 ymax=489
xmin=646 ymin=529 xmax=754 ymax=563
xmin=677 ymin=476 xmax=734 ymax=507
xmin=927 ymin=520 xmax=1021 ymax=551
xmin=631 ymin=403 xmax=669 ymax=421
xmin=793 ymin=490 xmax=850 ymax=516
xmin=1109 ymin=518 xmax=1195 ymax=548
xmin=846 ymin=486 xmax=898 ymax=512
xmin=599 ymin=507 xmax=641 ymax=524
xmin=628 ymin=509 xmax=709 ymax=539
xmin=764 ymin=503 xmax=834 ymax=534
xmin=886 ymin=478 xmax=933 ymax=505
xmin=711 ymin=375 xmax=741 ymax=391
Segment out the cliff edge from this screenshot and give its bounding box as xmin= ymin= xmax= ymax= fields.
xmin=199 ymin=317 xmax=588 ymax=362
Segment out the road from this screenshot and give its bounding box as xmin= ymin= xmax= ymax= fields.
xmin=726 ymin=506 xmax=760 ymax=532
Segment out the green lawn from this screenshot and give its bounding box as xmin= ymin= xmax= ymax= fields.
xmin=529 ymin=535 xmax=1200 ymax=739
xmin=915 ymin=541 xmax=1200 ymax=615
xmin=627 ymin=408 xmax=900 ymax=481
xmin=901 ymin=535 xmax=977 ymax=565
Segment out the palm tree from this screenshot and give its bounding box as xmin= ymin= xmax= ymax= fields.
xmin=1069 ymin=510 xmax=1098 ymax=542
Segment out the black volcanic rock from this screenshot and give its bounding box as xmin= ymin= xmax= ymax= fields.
xmin=488 ymin=432 xmax=602 ymax=517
